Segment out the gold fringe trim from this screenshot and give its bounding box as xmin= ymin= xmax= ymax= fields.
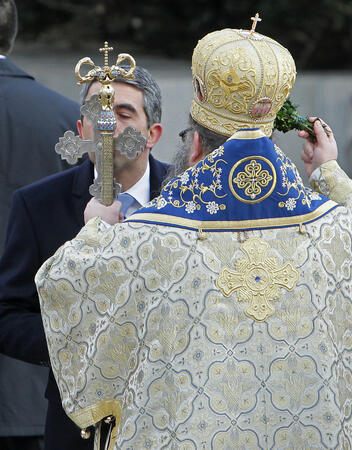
xmin=68 ymin=398 xmax=122 ymax=429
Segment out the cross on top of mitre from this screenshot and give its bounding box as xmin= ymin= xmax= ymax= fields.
xmin=250 ymin=12 xmax=262 ymax=35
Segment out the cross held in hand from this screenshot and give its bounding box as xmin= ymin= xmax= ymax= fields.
xmin=99 ymin=41 xmax=114 ymax=67
xmin=71 ymin=44 xmax=137 ymax=206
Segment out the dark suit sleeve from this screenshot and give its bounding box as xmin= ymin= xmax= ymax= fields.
xmin=0 ymin=190 xmax=49 ymax=365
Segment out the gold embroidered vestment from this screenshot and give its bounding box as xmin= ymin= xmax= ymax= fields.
xmin=36 ymin=201 xmax=352 ymax=448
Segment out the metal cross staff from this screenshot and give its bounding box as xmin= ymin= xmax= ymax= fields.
xmin=55 ymin=42 xmax=147 ymax=206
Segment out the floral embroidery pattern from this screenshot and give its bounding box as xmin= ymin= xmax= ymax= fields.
xmin=275 ymin=145 xmax=321 ymax=210
xmin=148 ymin=146 xmax=227 ymax=215
xmin=284 ymin=198 xmax=296 ymax=211
xmin=185 ymin=201 xmax=196 ymax=214
xmin=206 ymin=201 xmax=220 ymax=215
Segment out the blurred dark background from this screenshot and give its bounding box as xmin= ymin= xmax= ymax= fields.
xmin=15 ymin=0 xmax=352 ymax=70
xmin=10 ymin=0 xmax=352 ymax=177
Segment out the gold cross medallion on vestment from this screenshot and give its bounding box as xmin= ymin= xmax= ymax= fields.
xmin=216 ymin=237 xmax=299 ymax=321
xmin=228 ymin=156 xmax=277 ymax=204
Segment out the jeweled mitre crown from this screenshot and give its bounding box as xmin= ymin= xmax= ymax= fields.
xmin=191 ymin=24 xmax=296 ymax=137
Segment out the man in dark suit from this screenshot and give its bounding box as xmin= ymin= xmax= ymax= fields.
xmin=0 ymin=0 xmax=79 ymax=252
xmin=0 ymin=60 xmax=169 ymax=449
xmin=0 ymin=1 xmax=79 ymax=449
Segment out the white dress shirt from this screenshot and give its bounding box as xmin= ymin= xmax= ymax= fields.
xmin=122 ymin=162 xmax=150 ymax=217
xmin=94 ymin=162 xmax=150 ymax=218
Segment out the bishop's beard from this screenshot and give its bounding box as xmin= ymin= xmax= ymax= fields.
xmin=162 ymin=141 xmax=190 ymax=189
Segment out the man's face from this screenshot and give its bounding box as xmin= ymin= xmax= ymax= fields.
xmin=79 ymin=81 xmax=150 ymax=169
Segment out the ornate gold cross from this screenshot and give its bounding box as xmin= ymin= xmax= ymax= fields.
xmin=99 ymin=41 xmax=114 ymax=68
xmin=216 ymin=237 xmax=299 ymax=321
xmin=250 ymin=13 xmax=262 ymax=35
xmin=54 ymin=43 xmax=141 ymax=206
xmin=75 ymin=41 xmax=135 ymax=86
xmin=73 ymin=42 xmax=137 ymax=205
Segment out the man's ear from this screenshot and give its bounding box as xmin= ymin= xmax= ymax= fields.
xmin=77 ymin=119 xmax=83 ymax=138
xmin=146 ymin=123 xmax=162 ymax=150
xmin=189 ymin=131 xmax=205 ymax=164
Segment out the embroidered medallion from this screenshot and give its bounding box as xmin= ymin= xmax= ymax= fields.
xmin=250 ymin=97 xmax=272 ymax=119
xmin=229 ymin=156 xmax=277 ymax=203
xmin=193 ymin=75 xmax=207 ymax=103
xmin=216 ymin=237 xmax=299 ymax=321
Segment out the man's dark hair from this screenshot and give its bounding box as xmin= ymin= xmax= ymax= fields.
xmin=0 ymin=0 xmax=17 ymax=56
xmin=80 ymin=65 xmax=162 ymax=128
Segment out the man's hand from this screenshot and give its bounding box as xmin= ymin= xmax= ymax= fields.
xmin=298 ymin=117 xmax=338 ymax=178
xmin=84 ymin=198 xmax=123 ymax=225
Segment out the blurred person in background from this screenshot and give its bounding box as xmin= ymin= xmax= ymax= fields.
xmin=0 ymin=0 xmax=79 ymax=449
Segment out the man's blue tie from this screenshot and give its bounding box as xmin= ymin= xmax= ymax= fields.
xmin=117 ymin=192 xmax=135 ymax=218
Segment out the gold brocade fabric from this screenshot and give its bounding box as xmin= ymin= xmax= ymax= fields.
xmin=310 ymin=160 xmax=352 ymax=208
xmin=190 ymin=29 xmax=296 ymax=137
xmin=36 ymin=208 xmax=352 ymax=449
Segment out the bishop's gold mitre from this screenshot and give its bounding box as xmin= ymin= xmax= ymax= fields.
xmin=190 ymin=23 xmax=296 ymax=137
